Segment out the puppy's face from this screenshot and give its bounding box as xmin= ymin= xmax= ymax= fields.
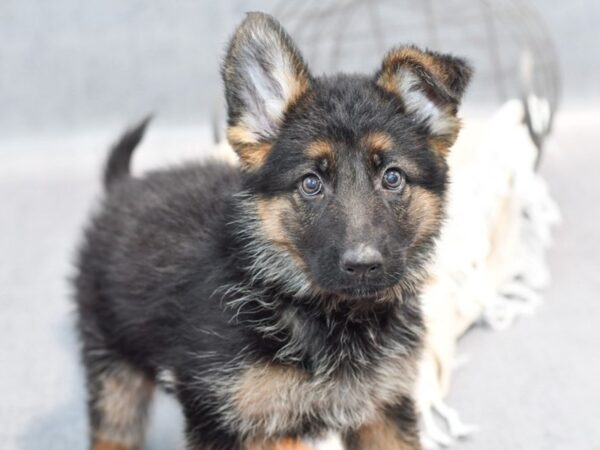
xmin=223 ymin=13 xmax=472 ymax=300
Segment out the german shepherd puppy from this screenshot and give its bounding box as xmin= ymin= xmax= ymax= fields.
xmin=75 ymin=12 xmax=471 ymax=450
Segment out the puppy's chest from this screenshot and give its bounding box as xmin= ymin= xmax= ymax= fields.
xmin=218 ymin=352 xmax=415 ymax=436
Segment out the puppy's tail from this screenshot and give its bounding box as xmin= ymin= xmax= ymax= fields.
xmin=104 ymin=115 xmax=152 ymax=190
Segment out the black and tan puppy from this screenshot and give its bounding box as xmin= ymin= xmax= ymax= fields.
xmin=75 ymin=12 xmax=471 ymax=450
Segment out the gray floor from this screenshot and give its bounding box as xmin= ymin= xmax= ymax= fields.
xmin=447 ymin=112 xmax=600 ymax=450
xmin=1 ymin=111 xmax=599 ymax=449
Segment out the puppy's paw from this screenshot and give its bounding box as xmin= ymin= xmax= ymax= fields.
xmin=272 ymin=438 xmax=314 ymax=450
xmin=92 ymin=442 xmax=133 ymax=450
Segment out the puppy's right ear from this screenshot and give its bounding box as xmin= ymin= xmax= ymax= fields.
xmin=222 ymin=12 xmax=310 ymax=171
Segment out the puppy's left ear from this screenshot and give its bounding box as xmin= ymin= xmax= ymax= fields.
xmin=222 ymin=12 xmax=311 ymax=171
xmin=376 ymin=46 xmax=472 ymax=150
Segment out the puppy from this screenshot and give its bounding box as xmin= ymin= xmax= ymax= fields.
xmin=75 ymin=12 xmax=471 ymax=450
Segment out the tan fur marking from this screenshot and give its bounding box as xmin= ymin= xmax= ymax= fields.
xmin=233 ymin=364 xmax=310 ymax=422
xmin=245 ymin=437 xmax=314 ymax=450
xmin=361 ymin=131 xmax=395 ymax=154
xmin=285 ymin=69 xmax=310 ymax=111
xmin=256 ymin=198 xmax=294 ymax=247
xmin=255 ymin=197 xmax=307 ymax=271
xmin=227 ymin=126 xmax=273 ymax=171
xmin=305 ymin=139 xmax=335 ymax=166
xmin=355 ymin=418 xmax=421 ymax=450
xmin=273 ymin=439 xmax=313 ymax=450
xmin=93 ymin=365 xmax=154 ymax=450
xmin=378 ymin=47 xmax=452 ymax=95
xmin=428 ymin=114 xmax=462 ymax=150
xmin=429 ymin=137 xmax=451 ymax=157
xmin=226 ymin=354 xmax=416 ymax=437
xmin=228 ymin=124 xmax=260 ymax=146
xmin=408 ymin=187 xmax=443 ymax=247
xmin=377 ymin=75 xmax=398 ymax=99
xmin=237 ymin=143 xmax=273 ymax=170
xmin=92 ymin=442 xmax=133 ymax=450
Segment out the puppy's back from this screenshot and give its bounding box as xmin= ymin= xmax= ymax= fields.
xmin=75 ymin=161 xmax=242 ymax=363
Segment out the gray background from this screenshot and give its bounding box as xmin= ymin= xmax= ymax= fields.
xmin=1 ymin=0 xmax=599 ymax=137
xmin=1 ymin=1 xmax=599 ymax=449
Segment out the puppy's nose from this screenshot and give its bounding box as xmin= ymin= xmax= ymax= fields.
xmin=341 ymin=245 xmax=383 ymax=277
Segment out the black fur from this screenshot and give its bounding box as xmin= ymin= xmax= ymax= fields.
xmin=103 ymin=115 xmax=152 ymax=189
xmin=75 ymin=12 xmax=471 ymax=450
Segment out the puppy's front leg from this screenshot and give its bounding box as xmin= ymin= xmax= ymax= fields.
xmin=345 ymin=399 xmax=422 ymax=450
xmin=184 ymin=431 xmax=313 ymax=450
xmin=246 ymin=437 xmax=315 ymax=450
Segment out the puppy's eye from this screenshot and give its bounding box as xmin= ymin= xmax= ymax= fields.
xmin=382 ymin=168 xmax=405 ymax=190
xmin=300 ymin=174 xmax=322 ymax=197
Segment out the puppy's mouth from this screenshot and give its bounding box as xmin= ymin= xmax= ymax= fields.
xmin=331 ymin=284 xmax=394 ymax=301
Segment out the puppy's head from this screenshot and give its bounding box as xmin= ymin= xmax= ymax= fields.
xmin=223 ymin=12 xmax=472 ymax=301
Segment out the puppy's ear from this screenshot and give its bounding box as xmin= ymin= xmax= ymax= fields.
xmin=376 ymin=46 xmax=472 ymax=150
xmin=222 ymin=12 xmax=310 ymax=170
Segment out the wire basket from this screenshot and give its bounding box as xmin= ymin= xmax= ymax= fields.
xmin=266 ymin=0 xmax=560 ymax=115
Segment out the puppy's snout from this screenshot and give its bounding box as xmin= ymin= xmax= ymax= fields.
xmin=340 ymin=245 xmax=383 ymax=277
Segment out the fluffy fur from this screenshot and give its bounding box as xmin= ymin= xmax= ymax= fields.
xmin=75 ymin=12 xmax=471 ymax=450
